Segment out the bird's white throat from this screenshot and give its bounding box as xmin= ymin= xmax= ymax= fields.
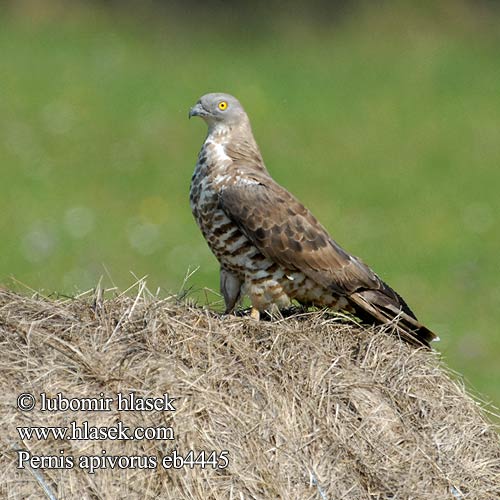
xmin=205 ymin=139 xmax=231 ymax=163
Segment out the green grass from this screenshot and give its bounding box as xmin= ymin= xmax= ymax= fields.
xmin=1 ymin=3 xmax=499 ymax=414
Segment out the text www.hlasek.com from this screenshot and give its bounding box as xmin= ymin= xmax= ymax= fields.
xmin=17 ymin=421 xmax=173 ymax=441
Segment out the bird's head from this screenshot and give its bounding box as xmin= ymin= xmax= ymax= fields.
xmin=189 ymin=93 xmax=248 ymax=133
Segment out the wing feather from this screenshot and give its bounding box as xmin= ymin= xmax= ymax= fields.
xmin=219 ymin=178 xmax=380 ymax=295
xmin=218 ymin=167 xmax=436 ymax=346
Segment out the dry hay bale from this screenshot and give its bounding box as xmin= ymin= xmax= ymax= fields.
xmin=0 ymin=287 xmax=499 ymax=499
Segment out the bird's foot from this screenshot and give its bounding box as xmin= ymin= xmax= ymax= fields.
xmin=250 ymin=307 xmax=260 ymax=321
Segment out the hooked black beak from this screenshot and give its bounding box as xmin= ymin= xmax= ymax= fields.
xmin=188 ymin=102 xmax=207 ymax=119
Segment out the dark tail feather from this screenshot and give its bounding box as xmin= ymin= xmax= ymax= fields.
xmin=349 ymin=289 xmax=438 ymax=348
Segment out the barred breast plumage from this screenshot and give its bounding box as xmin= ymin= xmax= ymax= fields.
xmin=188 ymin=92 xmax=437 ymax=347
xmin=190 ymin=137 xmax=346 ymax=315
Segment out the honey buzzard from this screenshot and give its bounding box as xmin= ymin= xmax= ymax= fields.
xmin=189 ymin=93 xmax=436 ymax=346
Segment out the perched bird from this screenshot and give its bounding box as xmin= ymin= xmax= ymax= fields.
xmin=189 ymin=92 xmax=437 ymax=346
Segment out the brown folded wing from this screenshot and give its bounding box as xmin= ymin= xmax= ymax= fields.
xmin=219 ymin=177 xmax=381 ymax=294
xmin=219 ymin=177 xmax=436 ymax=346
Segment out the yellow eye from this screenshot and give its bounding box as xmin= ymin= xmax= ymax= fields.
xmin=218 ymin=101 xmax=228 ymax=111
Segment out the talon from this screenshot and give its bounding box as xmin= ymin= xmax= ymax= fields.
xmin=250 ymin=307 xmax=260 ymax=321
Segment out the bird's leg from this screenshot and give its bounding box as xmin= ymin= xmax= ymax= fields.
xmin=250 ymin=307 xmax=260 ymax=320
xmin=220 ymin=268 xmax=242 ymax=314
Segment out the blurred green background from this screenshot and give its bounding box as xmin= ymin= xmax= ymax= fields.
xmin=1 ymin=1 xmax=499 ymax=414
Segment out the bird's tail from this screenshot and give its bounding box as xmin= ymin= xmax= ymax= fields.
xmin=349 ymin=289 xmax=438 ymax=348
